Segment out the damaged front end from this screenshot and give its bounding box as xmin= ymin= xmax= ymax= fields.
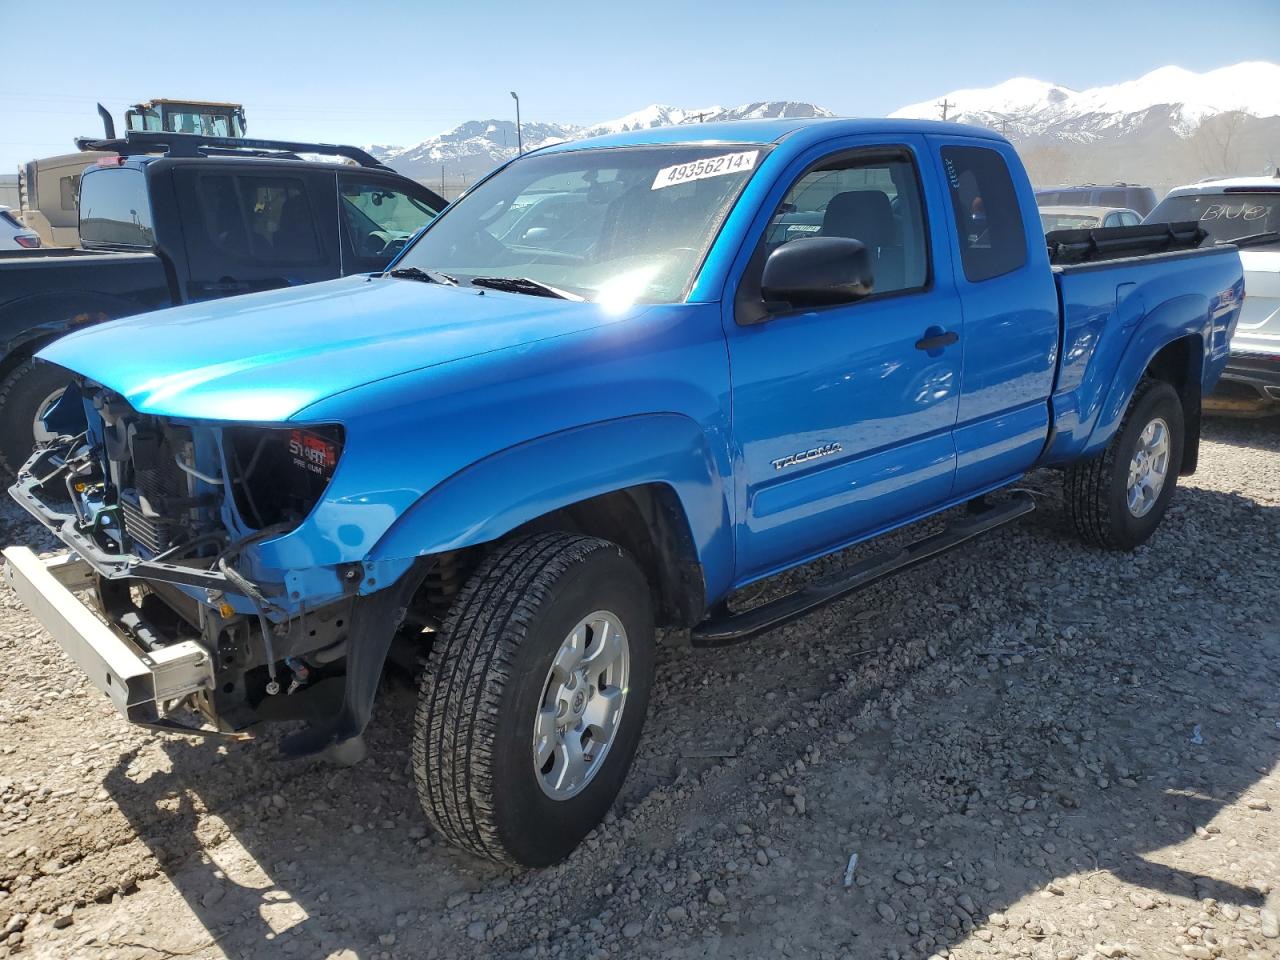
xmin=5 ymin=377 xmax=428 ymax=754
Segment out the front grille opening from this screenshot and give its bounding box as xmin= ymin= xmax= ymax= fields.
xmin=224 ymin=426 xmax=343 ymax=531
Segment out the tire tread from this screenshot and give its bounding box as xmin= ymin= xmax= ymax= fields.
xmin=412 ymin=532 xmax=618 ymax=864
xmin=1063 ymin=377 xmax=1177 ymax=550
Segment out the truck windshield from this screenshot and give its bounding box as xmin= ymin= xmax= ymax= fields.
xmin=394 ymin=144 xmax=767 ymax=304
xmin=1146 ymin=192 xmax=1280 ymax=243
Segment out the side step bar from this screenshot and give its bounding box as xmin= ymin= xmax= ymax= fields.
xmin=690 ymin=493 xmax=1035 ymax=647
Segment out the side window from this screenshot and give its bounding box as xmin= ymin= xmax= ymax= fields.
xmin=765 ymin=151 xmax=930 ymax=296
xmin=197 ymin=175 xmax=322 ymax=264
xmin=1098 ymin=189 xmax=1126 ymax=207
xmin=1121 ymin=212 xmax=1140 ymax=227
xmin=78 ymin=168 xmax=155 ymax=247
xmin=940 ymin=145 xmax=1026 ymax=282
xmin=339 ymin=178 xmax=439 ymax=260
xmin=59 ymin=175 xmax=80 ymax=211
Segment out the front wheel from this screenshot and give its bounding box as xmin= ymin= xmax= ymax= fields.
xmin=412 ymin=533 xmax=654 ymax=866
xmin=1064 ymin=378 xmax=1185 ymax=550
xmin=0 ymin=359 xmax=71 ymax=477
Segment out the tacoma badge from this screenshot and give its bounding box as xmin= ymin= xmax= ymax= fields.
xmin=771 ymin=443 xmax=843 ymax=471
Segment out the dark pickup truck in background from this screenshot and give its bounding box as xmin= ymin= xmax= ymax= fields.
xmin=0 ymin=132 xmax=444 ymax=473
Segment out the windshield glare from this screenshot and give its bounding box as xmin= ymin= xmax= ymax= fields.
xmin=1146 ymin=192 xmax=1280 ymax=242
xmin=394 ymin=144 xmax=767 ymax=305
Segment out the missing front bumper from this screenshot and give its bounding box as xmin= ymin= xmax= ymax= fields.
xmin=2 ymin=546 xmax=214 ymax=724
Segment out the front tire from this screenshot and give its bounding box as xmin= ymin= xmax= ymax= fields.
xmin=1064 ymin=378 xmax=1184 ymax=550
xmin=413 ymin=533 xmax=655 ymax=866
xmin=0 ymin=359 xmax=71 ymax=477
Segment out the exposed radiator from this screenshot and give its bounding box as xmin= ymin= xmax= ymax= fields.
xmin=120 ymin=429 xmax=191 ymax=556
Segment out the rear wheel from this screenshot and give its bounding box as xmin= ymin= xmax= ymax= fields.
xmin=1064 ymin=379 xmax=1184 ymax=550
xmin=412 ymin=532 xmax=654 ymax=866
xmin=0 ymin=359 xmax=71 ymax=476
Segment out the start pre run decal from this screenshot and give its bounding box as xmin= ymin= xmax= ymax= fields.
xmin=652 ymin=150 xmax=758 ymax=190
xmin=289 ymin=429 xmax=339 ymax=478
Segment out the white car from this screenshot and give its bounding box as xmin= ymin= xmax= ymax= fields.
xmin=1039 ymin=205 xmax=1142 ymax=233
xmin=1146 ymin=175 xmax=1280 ymax=410
xmin=0 ymin=206 xmax=40 ymax=250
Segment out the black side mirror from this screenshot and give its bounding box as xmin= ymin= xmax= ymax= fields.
xmin=761 ymin=236 xmax=874 ymax=309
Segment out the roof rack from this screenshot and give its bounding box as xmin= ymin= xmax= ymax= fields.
xmin=71 ymin=130 xmax=389 ymax=169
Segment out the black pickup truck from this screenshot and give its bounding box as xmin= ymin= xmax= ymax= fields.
xmin=0 ymin=132 xmax=444 ymax=473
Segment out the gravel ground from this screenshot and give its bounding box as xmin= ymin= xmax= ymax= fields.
xmin=0 ymin=415 xmax=1277 ymax=960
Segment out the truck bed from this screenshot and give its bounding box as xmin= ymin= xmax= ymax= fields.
xmin=0 ymin=250 xmax=173 ymax=312
xmin=1045 ymin=220 xmax=1207 ymax=265
xmin=1043 ymin=244 xmax=1243 ymax=466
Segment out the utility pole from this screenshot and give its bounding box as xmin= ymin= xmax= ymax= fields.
xmin=693 ymin=111 xmax=709 ymax=123
xmin=998 ymin=118 xmax=1009 ymax=135
xmin=510 ymin=91 xmax=523 ymax=155
xmin=938 ymin=99 xmax=955 ymax=121
xmin=441 ymin=163 xmax=446 ymax=195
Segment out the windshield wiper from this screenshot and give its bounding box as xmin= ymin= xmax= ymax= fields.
xmin=386 ymin=266 xmax=458 ymax=285
xmin=469 ymin=276 xmax=584 ymax=301
xmin=1220 ymin=231 xmax=1280 ymax=249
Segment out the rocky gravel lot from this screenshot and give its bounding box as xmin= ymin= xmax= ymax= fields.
xmin=0 ymin=415 xmax=1277 ymax=960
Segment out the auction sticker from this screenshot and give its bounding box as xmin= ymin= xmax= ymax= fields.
xmin=652 ymin=150 xmax=758 ymax=190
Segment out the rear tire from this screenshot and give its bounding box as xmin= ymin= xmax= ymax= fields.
xmin=0 ymin=359 xmax=71 ymax=476
xmin=1064 ymin=378 xmax=1184 ymax=550
xmin=412 ymin=532 xmax=655 ymax=866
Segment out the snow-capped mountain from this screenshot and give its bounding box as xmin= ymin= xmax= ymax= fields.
xmin=374 ymin=101 xmax=832 ymax=182
xmin=371 ymin=64 xmax=1277 ymax=196
xmin=579 ymin=104 xmax=722 ymax=137
xmin=369 ymin=119 xmax=577 ymax=175
xmin=891 ymin=61 xmax=1280 ymax=140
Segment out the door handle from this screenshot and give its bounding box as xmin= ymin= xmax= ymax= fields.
xmin=915 ymin=329 xmax=959 ymax=351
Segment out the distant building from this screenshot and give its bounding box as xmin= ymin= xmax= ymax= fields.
xmin=0 ymin=175 xmax=18 ymax=209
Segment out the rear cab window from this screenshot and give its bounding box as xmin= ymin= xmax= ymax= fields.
xmin=79 ymin=167 xmax=155 ymax=247
xmin=1146 ymin=191 xmax=1280 ymax=242
xmin=196 ymin=174 xmax=323 ymax=264
xmin=940 ymin=145 xmax=1026 ymax=282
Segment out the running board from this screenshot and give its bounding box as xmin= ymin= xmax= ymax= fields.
xmin=690 ymin=493 xmax=1035 ymax=647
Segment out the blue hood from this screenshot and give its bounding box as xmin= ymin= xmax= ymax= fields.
xmin=39 ymin=276 xmax=631 ymax=421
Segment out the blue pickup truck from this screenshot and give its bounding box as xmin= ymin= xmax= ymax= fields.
xmin=3 ymin=118 xmax=1243 ymax=867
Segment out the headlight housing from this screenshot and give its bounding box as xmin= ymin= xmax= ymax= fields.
xmin=223 ymin=425 xmax=344 ymax=531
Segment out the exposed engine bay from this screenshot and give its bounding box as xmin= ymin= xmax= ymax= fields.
xmin=10 ymin=376 xmax=384 ymax=738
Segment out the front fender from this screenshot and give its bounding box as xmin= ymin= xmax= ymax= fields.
xmin=368 ymin=414 xmax=735 ymax=603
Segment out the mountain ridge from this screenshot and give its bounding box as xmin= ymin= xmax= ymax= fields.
xmin=372 ymin=62 xmax=1278 ymax=194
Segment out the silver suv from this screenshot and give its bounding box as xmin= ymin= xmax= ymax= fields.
xmin=1146 ymin=175 xmax=1280 ymax=411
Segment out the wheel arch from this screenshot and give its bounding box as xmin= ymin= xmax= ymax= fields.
xmin=1081 ymin=299 xmax=1207 ymax=472
xmin=367 ymin=414 xmax=734 ymax=626
xmin=0 ymin=290 xmax=146 ymax=383
xmin=1141 ymin=334 xmax=1204 ymax=475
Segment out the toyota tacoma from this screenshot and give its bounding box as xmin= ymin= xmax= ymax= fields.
xmin=4 ymin=118 xmax=1243 ymax=866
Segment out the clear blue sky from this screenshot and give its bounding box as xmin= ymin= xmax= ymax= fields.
xmin=2 ymin=0 xmax=1277 ymax=170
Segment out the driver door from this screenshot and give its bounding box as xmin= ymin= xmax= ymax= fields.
xmin=725 ymin=140 xmax=964 ymax=581
xmin=337 ymin=173 xmax=443 ymax=274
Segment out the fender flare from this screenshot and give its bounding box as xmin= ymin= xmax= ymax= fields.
xmin=367 ymin=413 xmax=735 ymax=604
xmin=1081 ymin=293 xmax=1207 ymax=459
xmin=0 ymin=290 xmax=152 ymax=374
